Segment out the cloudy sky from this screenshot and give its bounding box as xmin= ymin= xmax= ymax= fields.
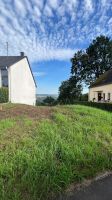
xmin=0 ymin=0 xmax=112 ymax=94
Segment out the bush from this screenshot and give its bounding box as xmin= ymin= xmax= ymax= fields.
xmin=73 ymin=101 xmax=112 ymax=112
xmin=43 ymin=96 xmax=57 ymax=106
xmin=80 ymin=93 xmax=88 ymax=101
xmin=0 ymin=87 xmax=8 ymax=103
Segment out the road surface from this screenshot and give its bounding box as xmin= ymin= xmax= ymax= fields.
xmin=57 ymin=174 xmax=112 ymax=200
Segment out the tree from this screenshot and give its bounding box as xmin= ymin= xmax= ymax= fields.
xmin=43 ymin=96 xmax=56 ymax=106
xmin=58 ymin=80 xmax=71 ymax=104
xmin=58 ymin=77 xmax=82 ymax=104
xmin=71 ymin=50 xmax=87 ymax=83
xmin=71 ymin=35 xmax=112 ymax=85
xmin=86 ymin=35 xmax=112 ymax=83
xmin=69 ymin=76 xmax=82 ymax=100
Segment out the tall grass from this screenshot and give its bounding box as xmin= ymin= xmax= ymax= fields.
xmin=0 ymin=105 xmax=112 ymax=200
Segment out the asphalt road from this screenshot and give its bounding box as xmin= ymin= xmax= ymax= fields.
xmin=57 ymin=175 xmax=112 ymax=200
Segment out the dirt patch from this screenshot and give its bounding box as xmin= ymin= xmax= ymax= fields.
xmin=0 ymin=104 xmax=53 ymax=120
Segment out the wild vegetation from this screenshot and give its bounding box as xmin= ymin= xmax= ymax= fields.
xmin=0 ymin=87 xmax=8 ymax=103
xmin=0 ymin=104 xmax=112 ymax=200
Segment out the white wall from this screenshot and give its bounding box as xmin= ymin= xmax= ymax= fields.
xmin=89 ymin=84 xmax=112 ymax=102
xmin=0 ymin=69 xmax=2 ymax=87
xmin=8 ymin=57 xmax=36 ymax=106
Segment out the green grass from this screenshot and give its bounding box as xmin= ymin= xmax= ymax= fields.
xmin=0 ymin=105 xmax=112 ymax=200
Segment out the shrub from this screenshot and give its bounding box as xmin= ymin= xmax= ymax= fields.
xmin=73 ymin=101 xmax=112 ymax=112
xmin=0 ymin=87 xmax=8 ymax=103
xmin=43 ymin=96 xmax=57 ymax=106
xmin=80 ymin=93 xmax=88 ymax=101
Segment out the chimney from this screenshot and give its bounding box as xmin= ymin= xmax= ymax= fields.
xmin=20 ymin=52 xmax=24 ymax=57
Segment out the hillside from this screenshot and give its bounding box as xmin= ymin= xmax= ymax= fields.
xmin=36 ymin=94 xmax=58 ymax=103
xmin=0 ymin=104 xmax=112 ymax=200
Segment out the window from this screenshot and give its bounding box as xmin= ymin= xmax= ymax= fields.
xmin=2 ymin=76 xmax=8 ymax=87
xmin=1 ymin=68 xmax=8 ymax=87
xmin=108 ymin=93 xmax=111 ymax=101
xmin=103 ymin=93 xmax=105 ymax=101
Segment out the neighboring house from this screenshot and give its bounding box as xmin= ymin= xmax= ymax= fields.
xmin=0 ymin=52 xmax=36 ymax=105
xmin=89 ymin=69 xmax=112 ymax=102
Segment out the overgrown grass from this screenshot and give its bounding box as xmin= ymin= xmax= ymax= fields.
xmin=0 ymin=105 xmax=112 ymax=200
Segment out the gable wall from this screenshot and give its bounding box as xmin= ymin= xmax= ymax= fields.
xmin=0 ymin=69 xmax=2 ymax=87
xmin=89 ymin=84 xmax=112 ymax=102
xmin=8 ymin=57 xmax=36 ymax=105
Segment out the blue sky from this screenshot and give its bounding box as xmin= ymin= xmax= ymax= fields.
xmin=0 ymin=0 xmax=112 ymax=94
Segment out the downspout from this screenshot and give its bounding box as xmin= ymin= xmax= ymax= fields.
xmin=8 ymin=66 xmax=11 ymax=103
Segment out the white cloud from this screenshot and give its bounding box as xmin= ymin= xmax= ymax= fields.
xmin=14 ymin=0 xmax=27 ymax=16
xmin=0 ymin=0 xmax=111 ymax=63
xmin=35 ymin=48 xmax=75 ymax=61
xmin=47 ymin=0 xmax=59 ymax=9
xmin=84 ymin=0 xmax=93 ymax=12
xmin=44 ymin=5 xmax=53 ymax=17
xmin=108 ymin=17 xmax=112 ymax=25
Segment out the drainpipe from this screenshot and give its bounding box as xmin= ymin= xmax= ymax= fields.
xmin=7 ymin=66 xmax=11 ymax=103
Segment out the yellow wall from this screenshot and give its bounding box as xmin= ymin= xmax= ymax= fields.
xmin=89 ymin=84 xmax=112 ymax=102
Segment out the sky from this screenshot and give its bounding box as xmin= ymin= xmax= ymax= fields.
xmin=0 ymin=0 xmax=112 ymax=94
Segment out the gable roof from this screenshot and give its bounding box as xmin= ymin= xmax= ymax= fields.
xmin=0 ymin=56 xmax=23 ymax=67
xmin=0 ymin=56 xmax=37 ymax=87
xmin=90 ymin=69 xmax=112 ymax=88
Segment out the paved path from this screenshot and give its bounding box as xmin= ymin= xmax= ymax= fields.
xmin=57 ymin=175 xmax=112 ymax=200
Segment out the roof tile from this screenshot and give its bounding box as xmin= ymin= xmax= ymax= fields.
xmin=90 ymin=69 xmax=112 ymax=88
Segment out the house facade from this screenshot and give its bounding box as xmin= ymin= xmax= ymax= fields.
xmin=0 ymin=53 xmax=36 ymax=105
xmin=89 ymin=69 xmax=112 ymax=102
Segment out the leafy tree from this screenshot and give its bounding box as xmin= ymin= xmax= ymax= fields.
xmin=69 ymin=76 xmax=82 ymax=100
xmin=58 ymin=80 xmax=71 ymax=104
xmin=71 ymin=50 xmax=88 ymax=83
xmin=71 ymin=35 xmax=112 ymax=85
xmin=43 ymin=96 xmax=56 ymax=106
xmin=86 ymin=35 xmax=112 ymax=83
xmin=58 ymin=77 xmax=82 ymax=104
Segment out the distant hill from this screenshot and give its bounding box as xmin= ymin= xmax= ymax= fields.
xmin=36 ymin=94 xmax=58 ymax=103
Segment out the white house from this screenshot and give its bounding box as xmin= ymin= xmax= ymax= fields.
xmin=89 ymin=69 xmax=112 ymax=102
xmin=0 ymin=52 xmax=36 ymax=105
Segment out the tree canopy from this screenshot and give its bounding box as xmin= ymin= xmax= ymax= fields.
xmin=43 ymin=96 xmax=56 ymax=106
xmin=58 ymin=77 xmax=82 ymax=104
xmin=71 ymin=35 xmax=112 ymax=85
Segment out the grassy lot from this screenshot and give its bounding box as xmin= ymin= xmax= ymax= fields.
xmin=0 ymin=104 xmax=112 ymax=200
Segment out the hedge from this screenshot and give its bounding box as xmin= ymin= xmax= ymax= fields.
xmin=0 ymin=87 xmax=8 ymax=103
xmin=73 ymin=101 xmax=112 ymax=112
